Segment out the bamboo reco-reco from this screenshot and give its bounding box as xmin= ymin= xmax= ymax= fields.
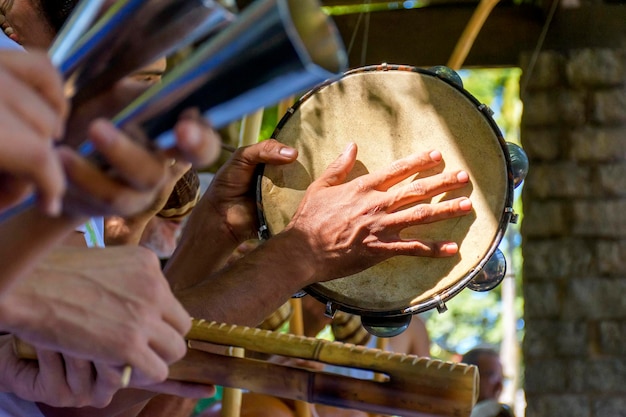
xmin=13 ymin=318 xmax=478 ymax=417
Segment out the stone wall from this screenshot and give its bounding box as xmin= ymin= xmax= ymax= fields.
xmin=520 ymin=48 xmax=626 ymax=417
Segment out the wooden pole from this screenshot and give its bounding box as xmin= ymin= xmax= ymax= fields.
xmin=446 ymin=0 xmax=500 ymax=70
xmin=290 ymin=298 xmax=312 ymax=417
xmin=220 ymin=107 xmax=266 ymax=417
xmin=238 ymin=109 xmax=264 ymax=147
xmin=220 ymin=347 xmax=245 ymax=417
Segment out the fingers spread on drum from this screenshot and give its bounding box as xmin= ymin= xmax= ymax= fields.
xmin=385 ymin=196 xmax=473 ymax=229
xmin=386 ymin=169 xmax=471 ymax=212
xmin=369 ymin=150 xmax=444 ymax=192
xmin=315 ymin=142 xmax=358 ymax=187
xmin=370 ymin=238 xmax=459 ymax=257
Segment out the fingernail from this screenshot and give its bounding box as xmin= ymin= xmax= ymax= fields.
xmin=279 ymin=147 xmax=297 ymax=158
xmin=342 ymin=142 xmax=355 ymax=155
xmin=429 ymin=150 xmax=442 ymax=162
xmin=457 ymin=171 xmax=469 ymax=182
xmin=459 ymin=198 xmax=472 ymax=211
xmin=443 ymin=242 xmax=458 ymax=254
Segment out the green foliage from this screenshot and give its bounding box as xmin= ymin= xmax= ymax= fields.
xmin=460 ymin=68 xmax=523 ymax=145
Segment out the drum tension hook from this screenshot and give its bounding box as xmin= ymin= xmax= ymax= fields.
xmin=433 ymin=295 xmax=448 ymax=314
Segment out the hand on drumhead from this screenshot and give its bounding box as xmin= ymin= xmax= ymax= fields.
xmin=284 ymin=143 xmax=473 ymax=282
xmin=199 ymin=139 xmax=297 ymax=242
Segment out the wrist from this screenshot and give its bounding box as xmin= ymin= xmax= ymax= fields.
xmin=260 ymin=229 xmax=319 ymax=290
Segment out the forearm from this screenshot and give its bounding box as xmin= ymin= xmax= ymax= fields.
xmin=0 ymin=208 xmax=84 ymax=298
xmin=165 ymin=212 xmax=243 ymax=291
xmin=169 ymin=230 xmax=316 ymax=327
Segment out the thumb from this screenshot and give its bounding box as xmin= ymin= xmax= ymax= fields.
xmin=316 ymin=142 xmax=357 ymax=188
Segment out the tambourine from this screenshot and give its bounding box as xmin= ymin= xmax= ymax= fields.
xmin=257 ymin=64 xmax=522 ymax=335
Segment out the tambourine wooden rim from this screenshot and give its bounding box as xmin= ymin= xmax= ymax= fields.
xmin=256 ymin=63 xmax=515 ymax=318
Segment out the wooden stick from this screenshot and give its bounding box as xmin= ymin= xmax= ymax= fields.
xmin=446 ymin=0 xmax=500 ymax=70
xmin=368 ymin=336 xmax=390 ymax=417
xmin=224 ymin=106 xmax=265 ymax=417
xmin=237 ymin=108 xmax=264 ymax=147
xmin=373 ymin=337 xmax=389 ymax=382
xmin=289 ymin=298 xmax=311 ymax=417
xmin=221 ymin=347 xmax=245 ymax=417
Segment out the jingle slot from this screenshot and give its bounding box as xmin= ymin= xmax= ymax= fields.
xmin=467 ymin=248 xmax=507 ymax=292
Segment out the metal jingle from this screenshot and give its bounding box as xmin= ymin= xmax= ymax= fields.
xmin=506 ymin=142 xmax=529 ymax=188
xmin=467 ymin=248 xmax=507 ymax=292
xmin=361 ymin=314 xmax=412 ymax=338
xmin=428 ymin=65 xmax=464 ymax=89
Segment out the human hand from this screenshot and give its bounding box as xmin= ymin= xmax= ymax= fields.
xmin=0 ymin=245 xmax=191 ymax=387
xmin=57 ymin=114 xmax=218 ymax=219
xmin=0 ymin=50 xmax=68 ymax=216
xmin=104 ymin=161 xmax=193 ymax=247
xmin=182 ymin=139 xmax=297 ymax=264
xmin=284 ymin=142 xmax=473 ymax=283
xmin=0 ymin=335 xmax=125 ymax=408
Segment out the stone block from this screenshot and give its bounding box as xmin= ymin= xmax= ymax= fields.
xmin=570 ymin=358 xmax=626 ymax=392
xmin=571 ymin=200 xmax=626 ymax=237
xmin=522 ymin=90 xmax=587 ymax=127
xmin=597 ymin=240 xmax=626 ymax=275
xmin=598 ymin=165 xmax=626 ymax=196
xmin=598 ymin=321 xmax=626 ymax=355
xmin=521 ymin=201 xmax=566 ymax=237
xmin=567 ymin=49 xmax=625 ymax=88
xmin=521 ymin=127 xmax=561 ymax=160
xmin=563 ymin=278 xmax=626 ymax=319
xmin=524 ymin=163 xmax=592 ymax=199
xmin=592 ymin=397 xmax=626 ymax=417
xmin=592 ymin=88 xmax=626 ymax=125
xmin=523 ymin=320 xmax=588 ymax=357
xmin=569 ymin=127 xmax=626 ymax=162
xmin=523 ymin=282 xmax=561 ymax=319
xmin=524 ymin=394 xmax=590 ymax=417
xmin=520 ymin=50 xmax=565 ymax=91
xmin=524 ymin=359 xmax=568 ymax=392
xmin=523 ymin=239 xmax=594 ymax=279
xmin=522 ymin=92 xmax=562 ymax=127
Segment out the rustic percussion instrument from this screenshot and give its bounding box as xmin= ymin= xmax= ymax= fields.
xmin=257 ymin=64 xmax=518 ymax=335
xmin=14 ymin=319 xmax=479 ymax=417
